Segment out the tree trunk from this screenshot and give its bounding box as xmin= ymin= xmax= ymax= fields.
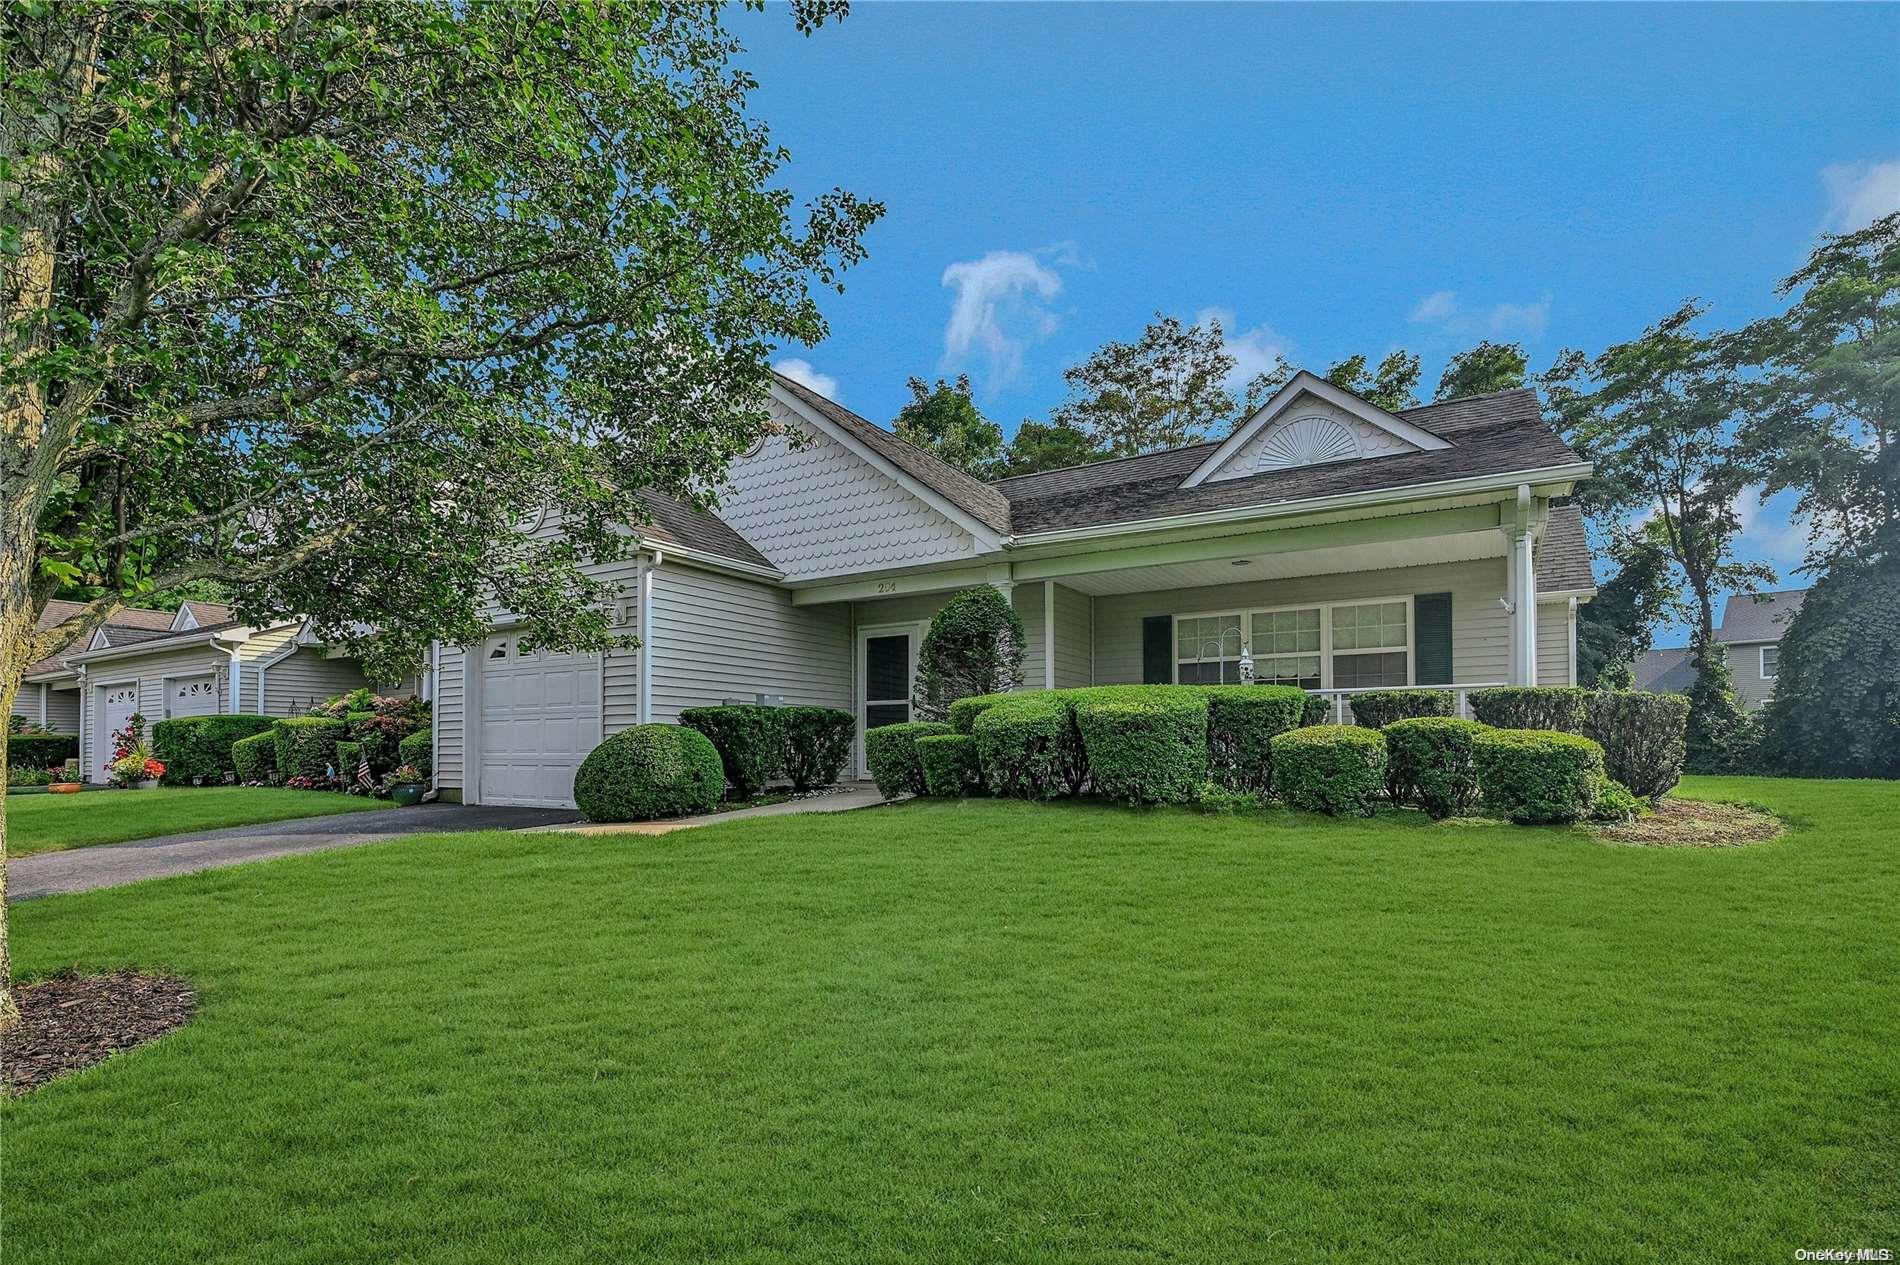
xmin=0 ymin=526 xmax=31 ymax=1029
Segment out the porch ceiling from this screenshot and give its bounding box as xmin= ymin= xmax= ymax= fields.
xmin=1051 ymin=529 xmax=1506 ymax=597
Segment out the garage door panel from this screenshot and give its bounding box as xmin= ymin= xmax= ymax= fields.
xmin=478 ymin=638 xmax=600 ymax=809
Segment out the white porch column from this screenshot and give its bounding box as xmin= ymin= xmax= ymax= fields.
xmin=1509 ymin=526 xmax=1538 ymax=686
xmin=637 ymin=551 xmax=660 ymax=724
xmin=1042 ymin=579 xmax=1055 ymax=690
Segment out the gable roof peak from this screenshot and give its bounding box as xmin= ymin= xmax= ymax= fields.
xmin=1180 ymin=370 xmax=1452 ymax=489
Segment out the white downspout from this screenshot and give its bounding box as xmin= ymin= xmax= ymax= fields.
xmin=228 ymin=644 xmax=243 ymax=713
xmin=1043 ymin=579 xmax=1056 ymax=690
xmin=1566 ymin=596 xmax=1578 ymax=686
xmin=38 ymin=683 xmax=48 ymax=728
xmin=637 ymin=551 xmax=660 ymax=724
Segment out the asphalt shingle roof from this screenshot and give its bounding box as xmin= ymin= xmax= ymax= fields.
xmin=23 ymin=602 xmax=180 ymax=677
xmin=1634 ymin=647 xmax=1696 ymax=694
xmin=1717 ymin=589 xmax=1806 ymax=644
xmin=633 ymin=488 xmax=774 ymax=570
xmin=1535 ymin=504 xmax=1595 ymax=592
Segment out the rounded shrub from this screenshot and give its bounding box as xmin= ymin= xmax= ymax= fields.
xmin=864 ymin=721 xmax=953 ymax=798
xmin=1270 ymin=725 xmax=1388 ymax=817
xmin=573 ymin=724 xmax=724 ymax=822
xmin=397 ymin=729 xmax=433 ymax=780
xmin=679 ymin=704 xmax=787 ymax=798
xmin=1073 ymin=694 xmax=1209 ymax=805
xmin=5 ymin=733 xmax=77 ymax=769
xmin=971 ymin=695 xmax=1081 ymax=800
xmin=916 ymin=733 xmax=983 ymax=797
xmin=274 ymin=717 xmax=349 ymax=780
xmin=914 ymin=587 xmax=1026 ymax=720
xmin=334 ymin=740 xmax=364 ymax=783
xmin=1582 ymin=690 xmax=1688 ymax=801
xmin=780 ymin=706 xmax=856 ymax=791
xmin=1467 ymin=686 xmax=1591 ymax=735
xmin=1587 ymin=775 xmax=1645 ymax=824
xmin=948 ymin=691 xmax=1015 ymax=735
xmin=1473 ymin=728 xmax=1604 ymax=824
xmin=1299 ymin=693 xmax=1330 ymax=728
xmin=1201 ymin=684 xmax=1306 ymax=792
xmin=232 ymin=730 xmax=278 ymax=783
xmin=1347 ymin=689 xmax=1453 ymax=730
xmin=1383 ymin=716 xmax=1486 ymax=819
xmin=151 ymin=714 xmax=277 ymax=785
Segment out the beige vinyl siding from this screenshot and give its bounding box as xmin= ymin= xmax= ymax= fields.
xmin=1535 ymin=602 xmax=1574 ymax=686
xmin=850 ymin=591 xmax=956 ymax=629
xmin=435 ymin=643 xmax=465 ymax=792
xmin=1090 ymin=558 xmax=1513 ymax=687
xmin=257 ymin=647 xmax=372 ymax=716
xmin=11 ymin=682 xmax=80 ymax=733
xmin=648 ymin=562 xmax=851 ymax=722
xmin=1723 ymin=640 xmax=1777 ymax=711
xmin=1018 ymin=582 xmax=1094 ymax=689
xmin=235 ymin=624 xmax=299 ymax=712
xmin=78 ymin=643 xmax=230 ymax=776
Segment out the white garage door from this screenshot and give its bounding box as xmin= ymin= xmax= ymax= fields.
xmin=96 ymin=682 xmax=139 ymax=781
xmin=165 ymin=674 xmax=219 ymax=720
xmin=479 ymin=634 xmax=601 ymax=808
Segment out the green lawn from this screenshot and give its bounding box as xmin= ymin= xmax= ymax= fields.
xmin=4 ymin=786 xmax=383 ymax=857
xmin=5 ymin=776 xmax=1895 ymax=1263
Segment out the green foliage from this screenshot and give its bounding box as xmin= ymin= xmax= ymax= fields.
xmin=1324 ymin=350 xmax=1421 ymax=411
xmin=1576 ymin=523 xmax=1683 ymax=687
xmin=1300 ymin=694 xmax=1330 ymax=728
xmin=1383 ymin=717 xmax=1487 ymax=819
xmin=274 ymin=718 xmax=349 ymax=781
xmin=913 ymin=588 xmax=1026 ymax=721
xmin=892 ymin=375 xmax=1003 ymax=477
xmin=1270 ymin=726 xmax=1388 ymax=818
xmin=864 ymin=722 xmax=953 ymax=799
xmin=1473 ymin=729 xmax=1604 ymax=824
xmin=989 ymin=419 xmax=1104 ymax=479
xmin=1756 ymin=554 xmax=1900 ymax=778
xmin=1073 ymin=695 xmax=1209 ymax=805
xmin=1202 ymin=684 xmax=1306 ymax=792
xmin=7 ymin=766 xmax=55 ymax=787
xmin=1190 ymin=782 xmax=1263 ymax=816
xmin=948 ymin=692 xmax=1015 ymax=735
xmin=232 ymin=731 xmax=278 ymax=784
xmin=915 ymin=734 xmax=983 ymax=798
xmin=335 ymin=741 xmax=364 ymax=783
xmin=780 ymin=707 xmax=856 ymax=792
xmin=1583 ymin=690 xmax=1689 ymax=800
xmin=1435 ymin=341 xmax=1528 ymax=401
xmin=1052 ymin=314 xmax=1250 ymax=456
xmin=1682 ymin=639 xmax=1753 ymax=773
xmin=4 ymin=734 xmax=78 ymax=770
xmin=150 ymin=715 xmax=276 ymax=786
xmin=680 ymin=706 xmax=788 ymax=798
xmin=1587 ymin=776 xmax=1646 ymax=825
xmin=1468 ymin=687 xmax=1592 ymax=734
xmin=971 ymin=695 xmax=1082 ymax=800
xmin=397 ymin=730 xmax=433 ymax=781
xmin=573 ymin=726 xmax=724 ymax=823
xmin=1348 ymin=689 xmax=1454 ymax=729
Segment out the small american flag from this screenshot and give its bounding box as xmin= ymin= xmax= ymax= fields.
xmin=356 ymin=755 xmax=374 ymax=792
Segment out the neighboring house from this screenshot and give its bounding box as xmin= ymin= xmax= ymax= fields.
xmin=12 ymin=600 xmax=176 ymax=737
xmin=1633 ymin=588 xmax=1806 ymax=711
xmin=20 ymin=600 xmax=410 ymax=783
xmin=432 ymin=369 xmax=1597 ymax=808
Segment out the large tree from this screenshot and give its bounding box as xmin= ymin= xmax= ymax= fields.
xmin=1322 ymin=351 xmax=1421 ymax=412
xmin=1051 ymin=313 xmax=1242 ymax=456
xmin=0 ymin=0 xmax=877 ymax=1018
xmin=1435 ymin=341 xmax=1528 ymax=401
xmin=990 ymin=418 xmax=1102 ymax=479
xmin=891 ymin=374 xmax=1002 ymax=477
xmin=1573 ymin=521 xmax=1682 ymax=688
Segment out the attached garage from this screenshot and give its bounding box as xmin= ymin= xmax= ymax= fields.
xmin=162 ymin=673 xmax=220 ymax=720
xmin=94 ymin=681 xmax=140 ymax=781
xmin=476 ymin=634 xmax=602 ymax=808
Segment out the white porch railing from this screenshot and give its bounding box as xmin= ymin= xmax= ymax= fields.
xmin=1309 ymin=683 xmax=1508 ymax=725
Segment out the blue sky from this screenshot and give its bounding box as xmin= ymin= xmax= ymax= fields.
xmin=735 ymin=3 xmax=1898 ymax=632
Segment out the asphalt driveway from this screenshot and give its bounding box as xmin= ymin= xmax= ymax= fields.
xmin=10 ymin=803 xmax=582 ymax=900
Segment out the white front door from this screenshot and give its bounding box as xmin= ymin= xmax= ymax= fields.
xmin=96 ymin=683 xmax=139 ymax=781
xmin=857 ymin=624 xmax=921 ymax=776
xmin=165 ymin=674 xmax=219 ymax=720
xmin=478 ymin=634 xmax=601 ymax=808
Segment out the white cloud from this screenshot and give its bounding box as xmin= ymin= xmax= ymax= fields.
xmin=1821 ymin=158 xmax=1900 ymax=233
xmin=772 ymin=357 xmax=837 ymax=399
xmin=1484 ymin=299 xmax=1550 ymax=337
xmin=940 ymin=250 xmax=1065 ymax=386
xmin=1732 ymin=486 xmax=1810 ymax=572
xmin=1409 ymin=290 xmax=1458 ymax=323
xmin=1195 ymin=306 xmax=1294 ymax=393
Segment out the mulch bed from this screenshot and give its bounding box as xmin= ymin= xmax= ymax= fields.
xmin=1594 ymin=797 xmax=1786 ymax=848
xmin=3 ymin=972 xmax=195 ymax=1095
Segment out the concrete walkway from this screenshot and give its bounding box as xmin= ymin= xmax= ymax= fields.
xmin=544 ymin=783 xmax=892 ymax=836
xmin=11 ymin=803 xmax=583 ymax=900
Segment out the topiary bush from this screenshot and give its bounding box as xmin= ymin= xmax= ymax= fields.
xmin=916 ymin=733 xmax=983 ymax=797
xmin=573 ymin=725 xmax=724 ymax=822
xmin=1203 ymin=684 xmax=1306 ymax=792
xmin=397 ymin=729 xmax=432 ymax=780
xmin=679 ymin=705 xmax=787 ymax=798
xmin=1583 ymin=690 xmax=1688 ymax=801
xmin=1299 ymin=693 xmax=1330 ymax=728
xmin=865 ymin=721 xmax=953 ymax=798
xmin=232 ymin=730 xmax=278 ymax=784
xmin=971 ymin=695 xmax=1082 ymax=800
xmin=5 ymin=732 xmax=79 ymax=770
xmin=1467 ymin=686 xmax=1591 ymax=734
xmin=151 ymin=714 xmax=277 ymax=785
xmin=912 ymin=587 xmax=1027 ymax=721
xmin=1073 ymin=693 xmax=1209 ymax=805
xmin=1383 ymin=716 xmax=1486 ymax=819
xmin=274 ymin=717 xmax=349 ymax=780
xmin=1473 ymin=728 xmax=1604 ymax=824
xmin=780 ymin=706 xmax=855 ymax=791
xmin=1271 ymin=726 xmax=1388 ymax=817
xmin=948 ymin=691 xmax=1014 ymax=735
xmin=1347 ymin=689 xmax=1454 ymax=729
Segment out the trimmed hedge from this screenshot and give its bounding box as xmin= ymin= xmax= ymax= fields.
xmin=274 ymin=717 xmax=349 ymax=780
xmin=1384 ymin=716 xmax=1485 ymax=819
xmin=1271 ymin=725 xmax=1388 ymax=817
xmin=397 ymin=729 xmax=432 ymax=780
xmin=1299 ymin=693 xmax=1330 ymax=728
xmin=865 ymin=721 xmax=953 ymax=798
xmin=1468 ymin=686 xmax=1591 ymax=735
xmin=232 ymin=730 xmax=278 ymax=783
xmin=573 ymin=724 xmax=725 ymax=822
xmin=916 ymin=733 xmax=983 ymax=797
xmin=948 ymin=692 xmax=1014 ymax=735
xmin=1074 ymin=694 xmax=1209 ymax=805
xmin=1204 ymin=684 xmax=1306 ymax=792
xmin=680 ymin=704 xmax=786 ymax=798
xmin=1473 ymin=728 xmax=1604 ymax=824
xmin=1583 ymin=690 xmax=1688 ymax=801
xmin=780 ymin=706 xmax=855 ymax=791
xmin=4 ymin=733 xmax=77 ymax=770
xmin=972 ymin=696 xmax=1081 ymax=800
xmin=151 ymin=714 xmax=276 ymax=786
xmin=334 ymin=740 xmax=364 ymax=783
xmin=1348 ymin=689 xmax=1453 ymax=729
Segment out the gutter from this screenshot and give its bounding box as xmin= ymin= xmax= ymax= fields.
xmin=64 ymin=628 xmax=250 ymax=669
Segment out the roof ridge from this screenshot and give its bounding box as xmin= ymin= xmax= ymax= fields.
xmin=987 ymin=438 xmax=1220 ymax=486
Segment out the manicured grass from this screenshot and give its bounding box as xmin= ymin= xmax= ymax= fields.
xmin=5 ymin=776 xmax=1896 ymax=1262
xmin=4 ymin=786 xmax=384 ymax=857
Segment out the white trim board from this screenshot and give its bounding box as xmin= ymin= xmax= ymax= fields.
xmin=1182 ymin=371 xmax=1452 ymax=489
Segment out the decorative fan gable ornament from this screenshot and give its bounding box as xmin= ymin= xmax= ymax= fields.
xmin=1253 ymin=415 xmax=1360 ymax=472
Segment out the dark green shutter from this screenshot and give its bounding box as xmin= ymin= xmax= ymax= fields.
xmin=1142 ymin=616 xmax=1173 ymax=685
xmin=1415 ymin=592 xmax=1453 ymax=685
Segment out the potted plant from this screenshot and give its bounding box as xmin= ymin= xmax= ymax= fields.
xmin=51 ymin=758 xmax=83 ymax=794
xmin=111 ymin=748 xmax=165 ymax=789
xmin=383 ymin=763 xmax=427 ymax=807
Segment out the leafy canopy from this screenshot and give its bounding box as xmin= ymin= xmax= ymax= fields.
xmin=891 ymin=375 xmax=1003 ymax=477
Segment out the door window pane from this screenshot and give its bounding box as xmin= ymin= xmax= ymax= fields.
xmin=865 ymin=703 xmax=909 ymax=730
xmin=866 ymin=635 xmax=909 ymax=701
